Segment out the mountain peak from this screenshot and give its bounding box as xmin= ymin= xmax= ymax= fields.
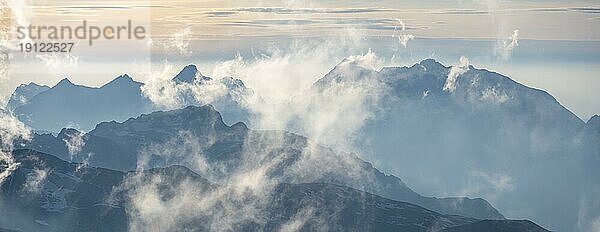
xmin=57 ymin=127 xmax=83 ymax=139
xmin=11 ymin=82 xmax=49 ymax=95
xmin=417 ymin=58 xmax=446 ymax=71
xmin=102 ymin=74 xmax=140 ymax=88
xmin=221 ymin=76 xmax=247 ymax=89
xmin=313 ymin=57 xmax=378 ymax=88
xmin=116 ymin=74 xmax=133 ymax=81
xmin=90 ymin=104 xmax=230 ymax=141
xmin=587 ymin=115 xmax=600 ymax=127
xmin=54 ymin=78 xmax=75 ymax=88
xmin=18 ymin=82 xmax=47 ymax=89
xmin=173 ymin=64 xmax=200 ymax=84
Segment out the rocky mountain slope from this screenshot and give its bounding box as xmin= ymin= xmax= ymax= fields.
xmin=0 ymin=149 xmax=548 ymax=232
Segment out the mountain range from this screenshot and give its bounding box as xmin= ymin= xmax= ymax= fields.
xmin=7 ymin=65 xmax=253 ymax=132
xmin=16 ymin=105 xmax=502 ymax=220
xmin=3 ymin=59 xmax=597 ymax=231
xmin=1 ymin=149 xmax=549 ymax=232
xmin=8 ymin=75 xmax=152 ymax=133
xmin=310 ymin=58 xmax=598 ymax=232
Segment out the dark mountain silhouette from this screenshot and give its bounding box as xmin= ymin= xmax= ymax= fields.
xmin=7 ymin=65 xmax=254 ymax=132
xmin=441 ymin=220 xmax=549 ymax=232
xmin=18 ymin=105 xmax=503 ymax=220
xmin=7 ymin=60 xmax=595 ymax=231
xmin=309 ymin=58 xmax=594 ymax=231
xmin=11 ymin=75 xmax=153 ymax=132
xmin=173 ymin=64 xmax=208 ymax=84
xmin=165 ymin=64 xmax=256 ymax=125
xmin=0 ymin=149 xmax=547 ymax=232
xmin=6 ymin=82 xmax=50 ymax=111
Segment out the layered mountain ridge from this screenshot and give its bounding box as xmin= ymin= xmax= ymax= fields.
xmin=0 ymin=149 xmax=548 ymax=232
xmin=17 ymin=105 xmax=503 ymax=220
xmin=310 ymin=58 xmax=596 ymax=232
xmin=4 ymin=59 xmax=597 ymax=231
xmin=6 ymin=64 xmax=253 ymax=132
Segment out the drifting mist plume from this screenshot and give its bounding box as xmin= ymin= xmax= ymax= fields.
xmin=1 ymin=0 xmax=34 ymax=46
xmin=338 ymin=49 xmax=381 ymax=71
xmin=136 ymin=130 xmax=220 ymax=180
xmin=111 ymin=100 xmax=383 ymax=231
xmin=140 ymin=64 xmax=229 ymax=110
xmin=139 ymin=46 xmax=388 ymax=160
xmin=1 ymin=0 xmax=35 ymax=105
xmin=23 ymin=168 xmax=48 ymax=193
xmin=0 ymin=55 xmax=9 ymax=106
xmin=121 ymin=131 xmax=282 ymax=231
xmin=212 ymin=47 xmax=386 ymax=152
xmin=117 ymin=47 xmax=513 ymax=230
xmin=462 ymin=170 xmax=514 ymax=199
xmin=0 ymin=0 xmax=35 ymax=51
xmin=137 ymin=61 xmax=179 ymax=107
xmin=141 ymin=41 xmax=388 ymax=153
xmin=163 ymin=26 xmax=193 ymax=56
xmin=443 ymin=56 xmax=470 ymax=92
xmin=145 ymin=76 xmax=228 ymax=110
xmin=210 ymin=41 xmax=345 ymax=104
xmin=62 ymin=130 xmax=85 ymax=159
xmin=139 ymin=62 xmax=258 ymax=126
xmin=495 ymin=29 xmax=519 ymax=61
xmin=116 ymin=171 xmax=217 ymax=231
xmin=35 ymin=53 xmax=79 ymax=73
xmin=0 ymin=112 xmax=31 ymax=184
xmin=278 ymin=207 xmax=315 ymax=232
xmin=393 ymin=19 xmax=415 ymax=48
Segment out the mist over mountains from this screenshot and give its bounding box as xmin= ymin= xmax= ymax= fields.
xmin=309 ymin=58 xmax=597 ymax=232
xmin=7 ymin=75 xmax=152 ymax=133
xmin=1 ymin=149 xmax=550 ymax=231
xmin=2 ymin=59 xmax=598 ymax=231
xmin=17 ymin=104 xmax=505 ymax=219
xmin=7 ymin=65 xmax=254 ymax=133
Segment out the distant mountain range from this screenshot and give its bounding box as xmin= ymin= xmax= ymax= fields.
xmin=16 ymin=105 xmax=503 ymax=220
xmin=0 ymin=149 xmax=549 ymax=232
xmin=6 ymin=82 xmax=50 ymax=111
xmin=310 ymin=58 xmax=598 ymax=232
xmin=7 ymin=65 xmax=253 ymax=132
xmin=7 ymin=75 xmax=152 ymax=133
xmin=4 ymin=59 xmax=597 ymax=231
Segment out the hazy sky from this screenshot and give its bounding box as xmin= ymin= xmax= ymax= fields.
xmin=1 ymin=0 xmax=599 ymax=119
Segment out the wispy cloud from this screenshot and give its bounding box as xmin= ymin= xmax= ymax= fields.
xmin=531 ymin=7 xmax=600 ymax=14
xmin=495 ymin=29 xmax=519 ymax=61
xmin=35 ymin=53 xmax=79 ymax=72
xmin=392 ymin=19 xmax=415 ymax=48
xmin=230 ymin=19 xmax=317 ymax=26
xmin=234 ymin=7 xmax=387 ymax=15
xmin=0 ymin=112 xmax=31 ymax=184
xmin=443 ymin=56 xmax=469 ymax=92
xmin=120 ymin=32 xmax=390 ymax=230
xmin=24 ymin=168 xmax=49 ymax=193
xmin=62 ymin=130 xmax=85 ymax=159
xmin=155 ymin=25 xmax=194 ymax=56
xmin=432 ymin=9 xmax=489 ymax=15
xmin=204 ymin=11 xmax=238 ymax=18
